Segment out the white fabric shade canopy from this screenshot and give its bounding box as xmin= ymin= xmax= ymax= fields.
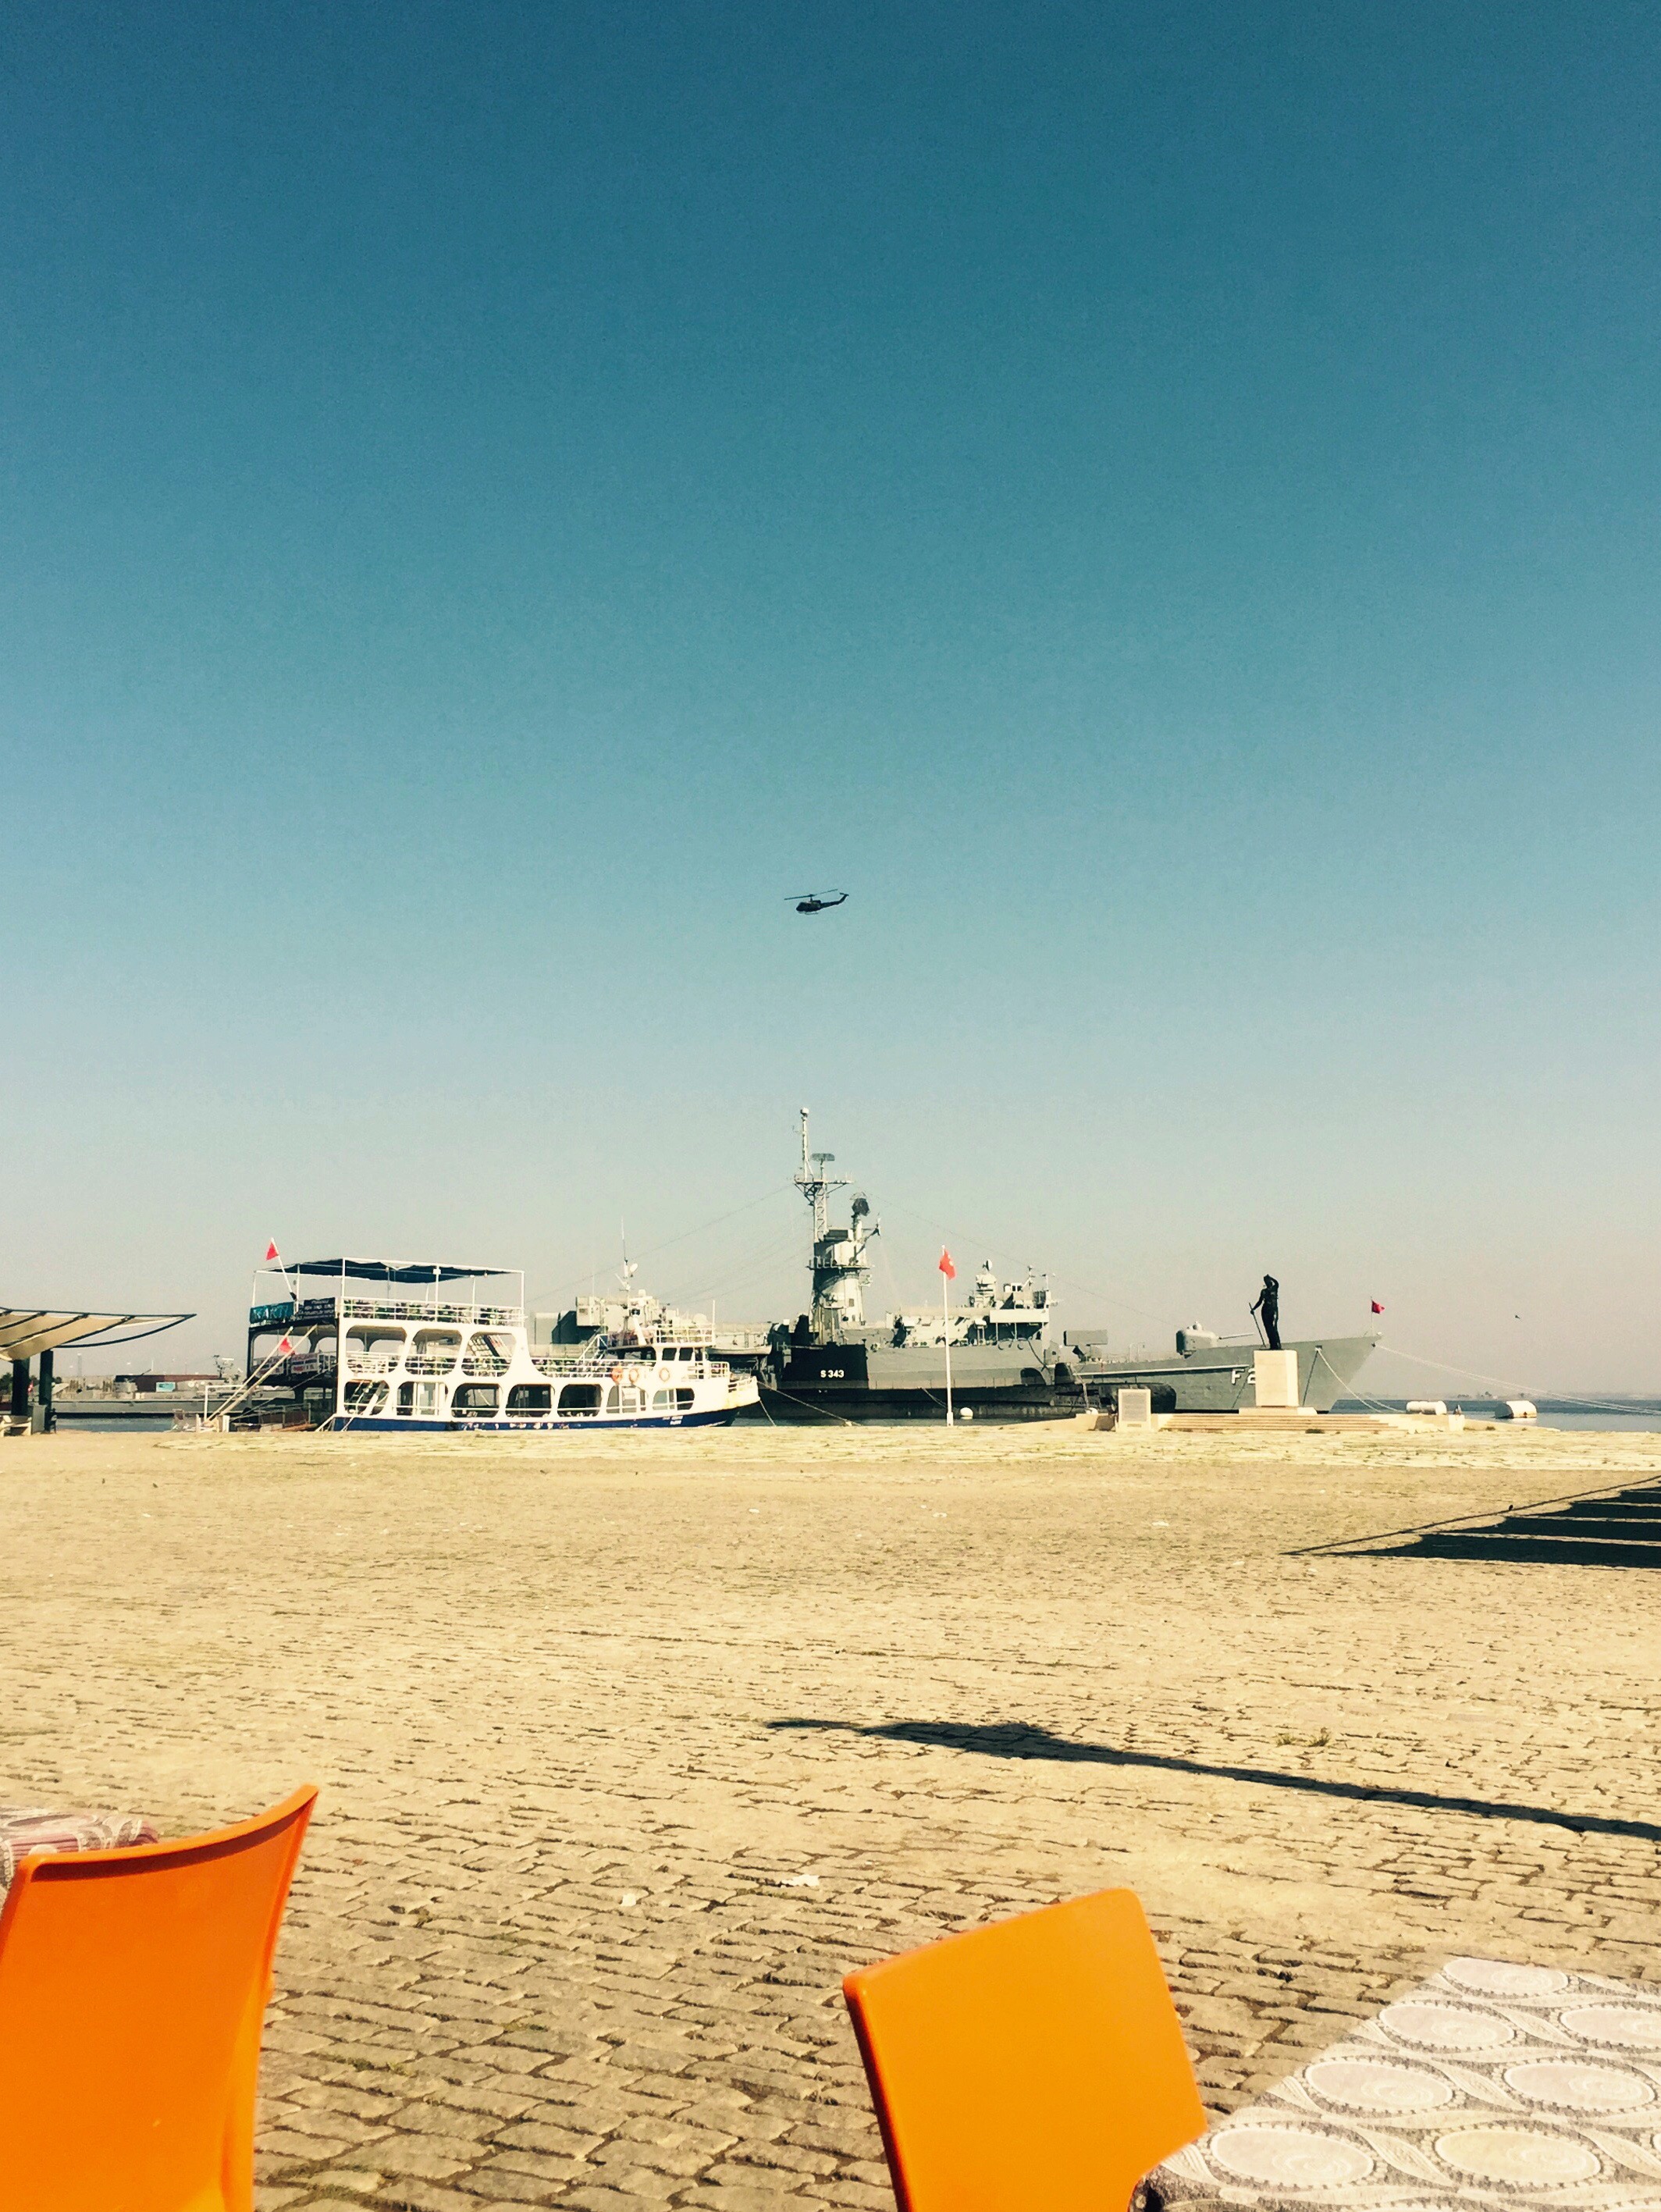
xmin=0 ymin=1308 xmax=193 ymax=1362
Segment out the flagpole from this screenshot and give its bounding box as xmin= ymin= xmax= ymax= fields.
xmin=944 ymin=1265 xmax=952 ymax=1427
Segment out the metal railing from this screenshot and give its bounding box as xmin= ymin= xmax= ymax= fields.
xmin=340 ymin=1297 xmax=521 ymax=1325
xmin=344 ymin=1353 xmax=523 ymax=1379
xmin=260 ymin=1353 xmax=338 ymax=1382
xmin=556 ymin=1349 xmax=732 ymax=1382
xmin=251 ymin=1296 xmax=520 ymax=1326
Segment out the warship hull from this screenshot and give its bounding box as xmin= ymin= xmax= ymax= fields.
xmin=1072 ymin=1334 xmax=1379 ymax=1415
xmin=757 ymin=1339 xmax=1067 ymax=1423
xmin=754 ymin=1332 xmax=1379 ymax=1422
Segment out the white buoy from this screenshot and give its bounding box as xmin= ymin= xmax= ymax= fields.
xmin=1407 ymin=1399 xmax=1448 ymax=1416
xmin=1496 ymin=1399 xmax=1538 ymax=1421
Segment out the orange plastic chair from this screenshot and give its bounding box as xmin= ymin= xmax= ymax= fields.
xmin=0 ymin=1784 xmax=318 ymax=2212
xmin=843 ymin=1886 xmax=1207 ymax=2212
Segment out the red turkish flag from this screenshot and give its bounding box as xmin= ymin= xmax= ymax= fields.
xmin=938 ymin=1248 xmax=956 ymax=1280
xmin=1371 ymin=1300 xmax=1384 ymax=1314
xmin=265 ymin=1240 xmax=280 ymax=1262
xmin=278 ymin=1336 xmax=293 ymax=1354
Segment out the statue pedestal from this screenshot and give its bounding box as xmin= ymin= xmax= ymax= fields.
xmin=1115 ymin=1386 xmax=1154 ymax=1429
xmin=1251 ymin=1348 xmax=1300 ymax=1408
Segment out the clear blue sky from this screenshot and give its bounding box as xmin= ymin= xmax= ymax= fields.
xmin=4 ymin=1 xmax=1657 ymax=1392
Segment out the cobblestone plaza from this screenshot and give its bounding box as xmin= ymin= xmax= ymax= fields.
xmin=4 ymin=1424 xmax=1656 ymax=2212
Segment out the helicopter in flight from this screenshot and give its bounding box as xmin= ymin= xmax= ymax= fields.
xmin=788 ymin=889 xmax=848 ymax=915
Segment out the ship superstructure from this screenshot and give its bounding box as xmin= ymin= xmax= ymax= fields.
xmin=889 ymin=1259 xmax=1055 ymax=1350
xmin=534 ymin=1282 xmax=772 ymax=1364
xmin=761 ymin=1114 xmax=1072 ymax=1421
xmin=795 ymin=1108 xmax=879 ymax=1337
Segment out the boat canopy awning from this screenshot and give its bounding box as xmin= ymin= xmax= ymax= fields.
xmin=0 ymin=1309 xmax=194 ymax=1361
xmin=286 ymin=1260 xmax=514 ymax=1283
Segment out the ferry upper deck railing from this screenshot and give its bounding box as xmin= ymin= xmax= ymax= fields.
xmin=342 ymin=1297 xmax=523 ymax=1325
xmin=250 ymin=1296 xmax=524 ymax=1328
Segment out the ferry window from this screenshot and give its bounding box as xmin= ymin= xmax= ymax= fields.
xmin=397 ymin=1382 xmax=414 ymax=1414
xmin=507 ymin=1384 xmax=551 ymax=1414
xmin=346 ymin=1382 xmax=388 ymax=1413
xmin=675 ymin=1386 xmax=694 ymax=1411
xmin=453 ymin=1383 xmax=499 ymax=1415
xmin=652 ymin=1389 xmax=671 ymax=1411
xmin=558 ymin=1382 xmax=601 ymax=1416
xmin=678 ymin=1346 xmax=695 ymax=1362
xmin=348 ymin=1328 xmax=402 ymax=1371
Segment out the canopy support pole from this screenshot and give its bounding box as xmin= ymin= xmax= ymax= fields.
xmin=6 ymin=1357 xmax=30 ymax=1437
xmin=33 ymin=1347 xmax=55 ymax=1434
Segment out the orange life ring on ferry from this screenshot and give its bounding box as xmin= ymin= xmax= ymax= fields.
xmin=609 ymin=1364 xmax=623 ymax=1382
xmin=625 ymin=1366 xmax=641 ymax=1388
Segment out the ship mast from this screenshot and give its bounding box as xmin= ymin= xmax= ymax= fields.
xmin=795 ymin=1108 xmax=877 ymax=1339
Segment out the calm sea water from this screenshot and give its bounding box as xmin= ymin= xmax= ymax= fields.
xmin=55 ymin=1415 xmax=179 ymax=1433
xmin=1532 ymin=1411 xmax=1661 ymax=1434
xmin=1335 ymin=1402 xmax=1661 ymax=1433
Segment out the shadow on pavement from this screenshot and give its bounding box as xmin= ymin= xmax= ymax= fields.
xmin=769 ymin=1717 xmax=1661 ymax=1844
xmin=1350 ymin=1490 xmax=1661 ymax=1570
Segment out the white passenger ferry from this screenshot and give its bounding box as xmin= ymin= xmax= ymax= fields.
xmin=244 ymin=1259 xmax=758 ymax=1431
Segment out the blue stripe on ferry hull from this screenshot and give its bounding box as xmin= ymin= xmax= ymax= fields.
xmin=322 ymin=1408 xmax=741 ymax=1435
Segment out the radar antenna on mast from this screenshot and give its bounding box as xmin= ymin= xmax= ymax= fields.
xmin=794 ymin=1108 xmax=879 ymax=1339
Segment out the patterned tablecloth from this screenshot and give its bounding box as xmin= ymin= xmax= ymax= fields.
xmin=1153 ymin=1959 xmax=1661 ymax=2212
xmin=0 ymin=1808 xmax=160 ymax=1891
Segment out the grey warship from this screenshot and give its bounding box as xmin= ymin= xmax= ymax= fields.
xmin=1067 ymin=1325 xmax=1379 ymax=1414
xmin=759 ymin=1113 xmax=1069 ymax=1421
xmin=758 ymin=1113 xmax=1378 ymax=1421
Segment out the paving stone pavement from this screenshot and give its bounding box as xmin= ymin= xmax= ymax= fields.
xmin=3 ymin=1424 xmax=1659 ymax=2212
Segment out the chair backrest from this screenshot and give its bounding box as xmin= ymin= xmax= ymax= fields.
xmin=843 ymin=1887 xmax=1205 ymax=2212
xmin=0 ymin=1786 xmax=317 ymax=2212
